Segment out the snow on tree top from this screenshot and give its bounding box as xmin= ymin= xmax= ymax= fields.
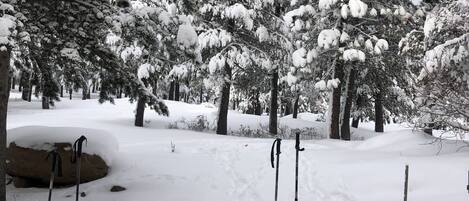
xmin=224 ymin=3 xmax=254 ymax=30
xmin=255 ymin=25 xmax=269 ymax=42
xmin=199 ymin=29 xmax=232 ymax=50
xmin=318 ymin=29 xmax=340 ymax=50
xmin=459 ymin=0 xmax=469 ymax=7
xmin=0 ymin=14 xmax=16 ymax=46
xmin=374 ymin=39 xmax=389 ymax=55
xmin=284 ymin=5 xmax=315 ymax=25
xmin=348 ymin=0 xmax=367 ymax=18
xmin=0 ymin=3 xmax=14 ymax=12
xmin=343 ymin=49 xmax=365 ymax=62
xmin=7 ymin=126 xmax=119 ymax=165
xmin=292 ymin=48 xmax=307 ymax=67
xmin=319 ymin=0 xmax=338 ymax=10
xmin=410 ymin=0 xmax=423 ymax=6
xmin=138 ymin=63 xmax=153 ymax=79
xmin=314 ymin=80 xmax=327 ymax=90
xmin=177 ymin=23 xmax=198 ymax=48
xmin=420 ymin=33 xmax=469 ymax=80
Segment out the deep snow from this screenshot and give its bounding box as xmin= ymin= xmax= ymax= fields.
xmin=8 ymin=126 xmax=118 ymax=165
xmin=6 ymin=90 xmax=469 ymax=201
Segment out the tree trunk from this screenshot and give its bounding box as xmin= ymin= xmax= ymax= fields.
xmin=351 ymin=95 xmax=362 ymax=128
xmin=92 ymin=82 xmax=97 ymax=93
xmin=135 ymin=97 xmax=145 ymax=127
xmin=216 ymin=66 xmax=231 ymax=135
xmin=152 ymin=80 xmax=157 ymax=95
xmin=86 ymin=88 xmax=91 ymax=99
xmin=11 ymin=76 xmax=15 ymax=90
xmin=330 ymin=60 xmax=344 ymax=139
xmin=199 ymin=87 xmax=203 ymax=103
xmin=18 ymin=77 xmax=22 ymax=92
xmin=21 ymin=72 xmax=31 ymax=101
xmin=293 ymin=93 xmax=299 ymax=119
xmin=341 ymin=67 xmax=357 ymax=141
xmin=27 ymin=85 xmax=32 ymax=102
xmin=255 ymin=91 xmax=262 ymax=116
xmin=375 ymin=90 xmax=384 ymax=132
xmin=0 ymin=49 xmax=10 ymax=201
xmin=169 ymin=81 xmax=175 ymax=100
xmin=82 ymin=87 xmax=87 ymax=100
xmin=175 ymin=78 xmax=180 ymax=101
xmin=284 ymin=98 xmax=292 ymax=116
xmin=69 ymin=88 xmax=73 ymax=100
xmin=269 ymin=70 xmax=279 ymax=135
xmin=116 ymin=87 xmax=122 ymax=99
xmin=42 ymin=96 xmax=50 ymax=109
xmin=233 ymin=97 xmax=237 ymax=111
xmin=351 ymin=118 xmax=359 ymax=128
xmin=60 ymin=85 xmax=64 ymax=98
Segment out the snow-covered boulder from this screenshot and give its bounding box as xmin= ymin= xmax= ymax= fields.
xmin=6 ymin=126 xmax=118 ymax=187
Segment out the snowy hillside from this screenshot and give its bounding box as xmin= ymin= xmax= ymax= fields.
xmin=6 ymin=92 xmax=469 ymax=201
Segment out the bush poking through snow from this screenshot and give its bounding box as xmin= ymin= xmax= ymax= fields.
xmin=231 ymin=124 xmax=326 ymax=140
xmin=168 ymin=115 xmax=212 ymax=132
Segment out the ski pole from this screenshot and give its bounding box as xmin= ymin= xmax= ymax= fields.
xmin=47 ymin=149 xmax=63 ymax=201
xmin=294 ymin=131 xmax=304 ymax=201
xmin=270 ymin=138 xmax=282 ymax=201
xmin=72 ymin=136 xmax=87 ymax=201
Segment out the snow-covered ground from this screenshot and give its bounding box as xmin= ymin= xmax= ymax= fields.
xmin=6 ymin=90 xmax=469 ymax=201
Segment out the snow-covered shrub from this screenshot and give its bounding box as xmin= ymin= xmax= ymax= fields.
xmin=231 ymin=125 xmax=270 ymax=138
xmin=232 ymin=124 xmax=326 ymax=140
xmin=167 ymin=115 xmax=212 ymax=132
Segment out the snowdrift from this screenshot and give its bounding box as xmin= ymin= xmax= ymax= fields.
xmin=7 ymin=126 xmax=119 ymax=165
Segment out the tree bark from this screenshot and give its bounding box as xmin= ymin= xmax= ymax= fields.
xmin=199 ymin=87 xmax=203 ymax=103
xmin=293 ymin=93 xmax=299 ymax=119
xmin=269 ymin=70 xmax=279 ymax=135
xmin=255 ymin=91 xmax=262 ymax=116
xmin=60 ymin=85 xmax=64 ymax=98
xmin=232 ymin=98 xmax=237 ymax=111
xmin=82 ymin=87 xmax=87 ymax=100
xmin=284 ymin=98 xmax=292 ymax=116
xmin=330 ymin=60 xmax=344 ymax=139
xmin=351 ymin=95 xmax=363 ymax=128
xmin=375 ymin=90 xmax=384 ymax=132
xmin=169 ymin=81 xmax=175 ymax=100
xmin=21 ymin=71 xmax=31 ymax=101
xmin=175 ymin=78 xmax=180 ymax=101
xmin=86 ymin=88 xmax=91 ymax=99
xmin=134 ymin=96 xmax=145 ymax=127
xmin=27 ymin=85 xmax=32 ymax=102
xmin=69 ymin=88 xmax=73 ymax=100
xmin=341 ymin=67 xmax=357 ymax=141
xmin=0 ymin=49 xmax=10 ymax=201
xmin=42 ymin=96 xmax=50 ymax=109
xmin=11 ymin=76 xmax=15 ymax=90
xmin=351 ymin=118 xmax=360 ymax=128
xmin=152 ymin=80 xmax=157 ymax=95
xmin=92 ymin=81 xmax=97 ymax=93
xmin=216 ymin=66 xmax=231 ymax=135
xmin=18 ymin=76 xmax=22 ymax=92
xmin=116 ymin=87 xmax=122 ymax=99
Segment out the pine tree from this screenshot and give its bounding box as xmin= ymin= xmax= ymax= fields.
xmin=415 ymin=0 xmax=469 ymax=133
xmin=0 ymin=0 xmax=26 ymax=198
xmin=106 ymin=2 xmax=199 ymax=127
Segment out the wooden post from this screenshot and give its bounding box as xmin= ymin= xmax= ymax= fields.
xmin=404 ymin=165 xmax=409 ymax=201
xmin=466 ymin=170 xmax=469 ymax=194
